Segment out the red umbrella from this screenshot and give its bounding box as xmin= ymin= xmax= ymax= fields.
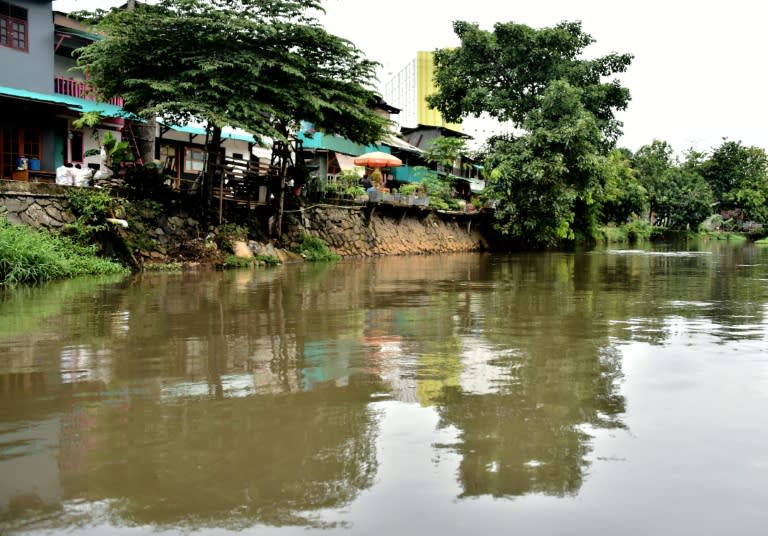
xmin=353 ymin=151 xmax=402 ymax=168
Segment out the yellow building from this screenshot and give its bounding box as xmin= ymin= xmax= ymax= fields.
xmin=382 ymin=51 xmax=462 ymax=132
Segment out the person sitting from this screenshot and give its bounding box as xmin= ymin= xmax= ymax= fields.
xmin=55 ymin=162 xmax=75 ymax=186
xmin=361 ymin=175 xmax=374 ymax=192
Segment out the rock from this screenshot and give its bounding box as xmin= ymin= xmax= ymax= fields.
xmin=232 ymin=240 xmax=253 ymax=258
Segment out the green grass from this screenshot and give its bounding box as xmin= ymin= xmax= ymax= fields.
xmin=0 ymin=218 xmax=128 ymax=286
xmin=223 ymin=254 xmax=281 ymax=269
xmin=289 ymin=234 xmax=340 ymax=262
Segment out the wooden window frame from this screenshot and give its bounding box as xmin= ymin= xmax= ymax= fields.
xmin=183 ymin=147 xmax=206 ymax=173
xmin=0 ymin=2 xmax=28 ymax=52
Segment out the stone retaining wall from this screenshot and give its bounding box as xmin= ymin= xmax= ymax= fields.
xmin=1 ymin=181 xmax=489 ymax=260
xmin=285 ymin=203 xmax=488 ymax=257
xmin=0 ymin=181 xmax=75 ymax=230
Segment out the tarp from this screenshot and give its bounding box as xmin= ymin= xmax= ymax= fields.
xmin=334 ymin=152 xmax=363 ymax=174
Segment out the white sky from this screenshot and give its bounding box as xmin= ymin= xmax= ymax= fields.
xmin=54 ymin=0 xmax=768 ymax=154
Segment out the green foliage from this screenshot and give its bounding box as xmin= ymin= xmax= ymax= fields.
xmin=345 ymin=185 xmax=366 ymax=198
xmin=65 ymin=187 xmax=121 ymax=245
xmin=634 ymin=146 xmax=713 ymax=230
xmin=422 ymin=136 xmax=469 ymax=176
xmin=598 ymin=220 xmax=652 ymax=244
xmin=74 ymin=114 xmax=135 ymax=169
xmin=256 ymin=254 xmax=281 ymax=266
xmin=420 ymin=171 xmax=452 ymax=205
xmin=142 ymin=261 xmax=182 ymax=272
xmin=222 ymin=254 xmax=280 ymax=269
xmin=216 ymin=223 xmax=249 ymax=251
xmin=600 ymin=149 xmax=648 ymax=224
xmin=290 ymin=233 xmax=340 ymax=262
xmin=697 ymin=140 xmax=768 ymax=221
xmin=0 ymin=218 xmax=128 ymax=286
xmin=398 ymin=183 xmax=420 ymax=196
xmin=484 ymin=80 xmax=607 ymax=246
xmin=75 ymin=0 xmax=388 ymax=145
xmin=633 ymin=140 xmax=714 ymax=230
xmin=428 ymin=20 xmax=632 ymax=248
xmin=699 ymin=140 xmax=764 ymax=208
xmin=429 ymin=20 xmax=632 ymax=143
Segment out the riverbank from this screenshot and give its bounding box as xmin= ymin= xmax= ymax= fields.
xmin=0 ymin=181 xmax=490 ymax=277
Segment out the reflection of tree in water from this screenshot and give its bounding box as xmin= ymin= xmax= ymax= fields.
xmin=435 ymin=346 xmax=624 ymax=498
xmin=426 ymin=252 xmax=627 ymax=499
xmin=71 ymin=382 xmax=381 ymax=529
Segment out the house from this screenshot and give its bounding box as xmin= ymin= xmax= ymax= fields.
xmin=0 ymin=1 xmax=256 ymax=189
xmin=381 ymin=51 xmax=486 ymax=197
xmin=296 ymin=95 xmax=423 ymax=196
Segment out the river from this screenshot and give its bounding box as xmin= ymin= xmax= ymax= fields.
xmin=1 ymin=240 xmax=767 ymax=535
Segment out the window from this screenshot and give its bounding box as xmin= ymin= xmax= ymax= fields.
xmin=0 ymin=127 xmax=40 ymax=179
xmin=184 ymin=147 xmax=206 ymax=173
xmin=0 ymin=2 xmax=27 ymax=52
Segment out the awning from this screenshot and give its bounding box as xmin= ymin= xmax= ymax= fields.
xmin=334 ymin=152 xmax=363 ymax=174
xmin=381 ymin=133 xmax=422 ymax=154
xmin=0 ymin=85 xmax=126 ymax=118
xmin=159 ymin=121 xmax=257 ymax=143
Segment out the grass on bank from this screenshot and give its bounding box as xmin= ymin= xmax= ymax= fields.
xmin=223 ymin=254 xmax=281 ymax=269
xmin=0 ymin=218 xmax=128 ymax=286
xmin=598 ymin=220 xmax=657 ymax=244
xmin=290 ymin=234 xmax=340 ymax=262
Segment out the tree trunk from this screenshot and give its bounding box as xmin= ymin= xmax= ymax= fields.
xmin=133 ymin=117 xmax=156 ymax=166
xmin=203 ymin=125 xmax=223 ymax=224
xmin=272 ymin=140 xmax=291 ymax=239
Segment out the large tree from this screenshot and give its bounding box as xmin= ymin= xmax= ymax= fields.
xmin=699 ymin=139 xmax=768 ymax=221
xmin=75 ymin=0 xmax=388 ymax=231
xmin=633 ymin=141 xmax=713 ymax=229
xmin=428 ymin=20 xmax=632 ymax=246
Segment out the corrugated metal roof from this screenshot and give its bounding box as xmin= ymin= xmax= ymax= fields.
xmin=381 ymin=133 xmax=422 ymax=154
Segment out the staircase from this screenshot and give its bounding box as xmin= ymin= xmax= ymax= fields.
xmin=121 ymin=122 xmax=144 ymax=166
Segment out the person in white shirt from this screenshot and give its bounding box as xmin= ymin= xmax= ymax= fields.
xmin=55 ymin=162 xmax=75 ymax=186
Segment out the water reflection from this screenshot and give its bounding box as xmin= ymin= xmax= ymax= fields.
xmin=1 ymin=244 xmax=768 ymax=534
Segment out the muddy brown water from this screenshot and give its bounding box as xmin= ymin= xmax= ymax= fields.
xmin=2 ymin=242 xmax=768 ymax=535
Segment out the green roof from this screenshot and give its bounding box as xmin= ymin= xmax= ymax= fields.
xmin=162 ymin=122 xmax=257 ymax=143
xmin=0 ymin=87 xmax=256 ymax=142
xmin=0 ymin=85 xmax=126 ymax=118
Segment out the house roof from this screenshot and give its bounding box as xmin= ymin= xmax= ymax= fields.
xmin=159 ymin=121 xmax=257 ymax=143
xmin=400 ymin=123 xmax=472 ymax=139
xmin=0 ymin=85 xmax=126 ymax=117
xmin=381 ymin=133 xmax=422 ymax=154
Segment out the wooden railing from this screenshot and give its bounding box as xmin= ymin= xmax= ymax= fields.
xmin=53 ymin=76 xmax=124 ymax=107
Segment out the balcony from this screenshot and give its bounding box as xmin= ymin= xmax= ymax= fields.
xmin=54 ymin=76 xmax=124 ymax=107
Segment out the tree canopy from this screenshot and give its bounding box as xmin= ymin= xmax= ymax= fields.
xmin=428 ymin=20 xmax=632 ymax=144
xmin=699 ymin=139 xmax=768 ymax=221
xmin=74 ymin=0 xmax=388 ymax=144
xmin=429 ymin=20 xmax=632 ymax=246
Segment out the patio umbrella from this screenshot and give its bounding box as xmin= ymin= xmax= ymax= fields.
xmin=353 ymin=151 xmax=402 ymax=168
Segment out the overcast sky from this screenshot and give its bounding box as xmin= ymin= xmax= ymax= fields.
xmin=54 ymin=0 xmax=768 ymax=154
